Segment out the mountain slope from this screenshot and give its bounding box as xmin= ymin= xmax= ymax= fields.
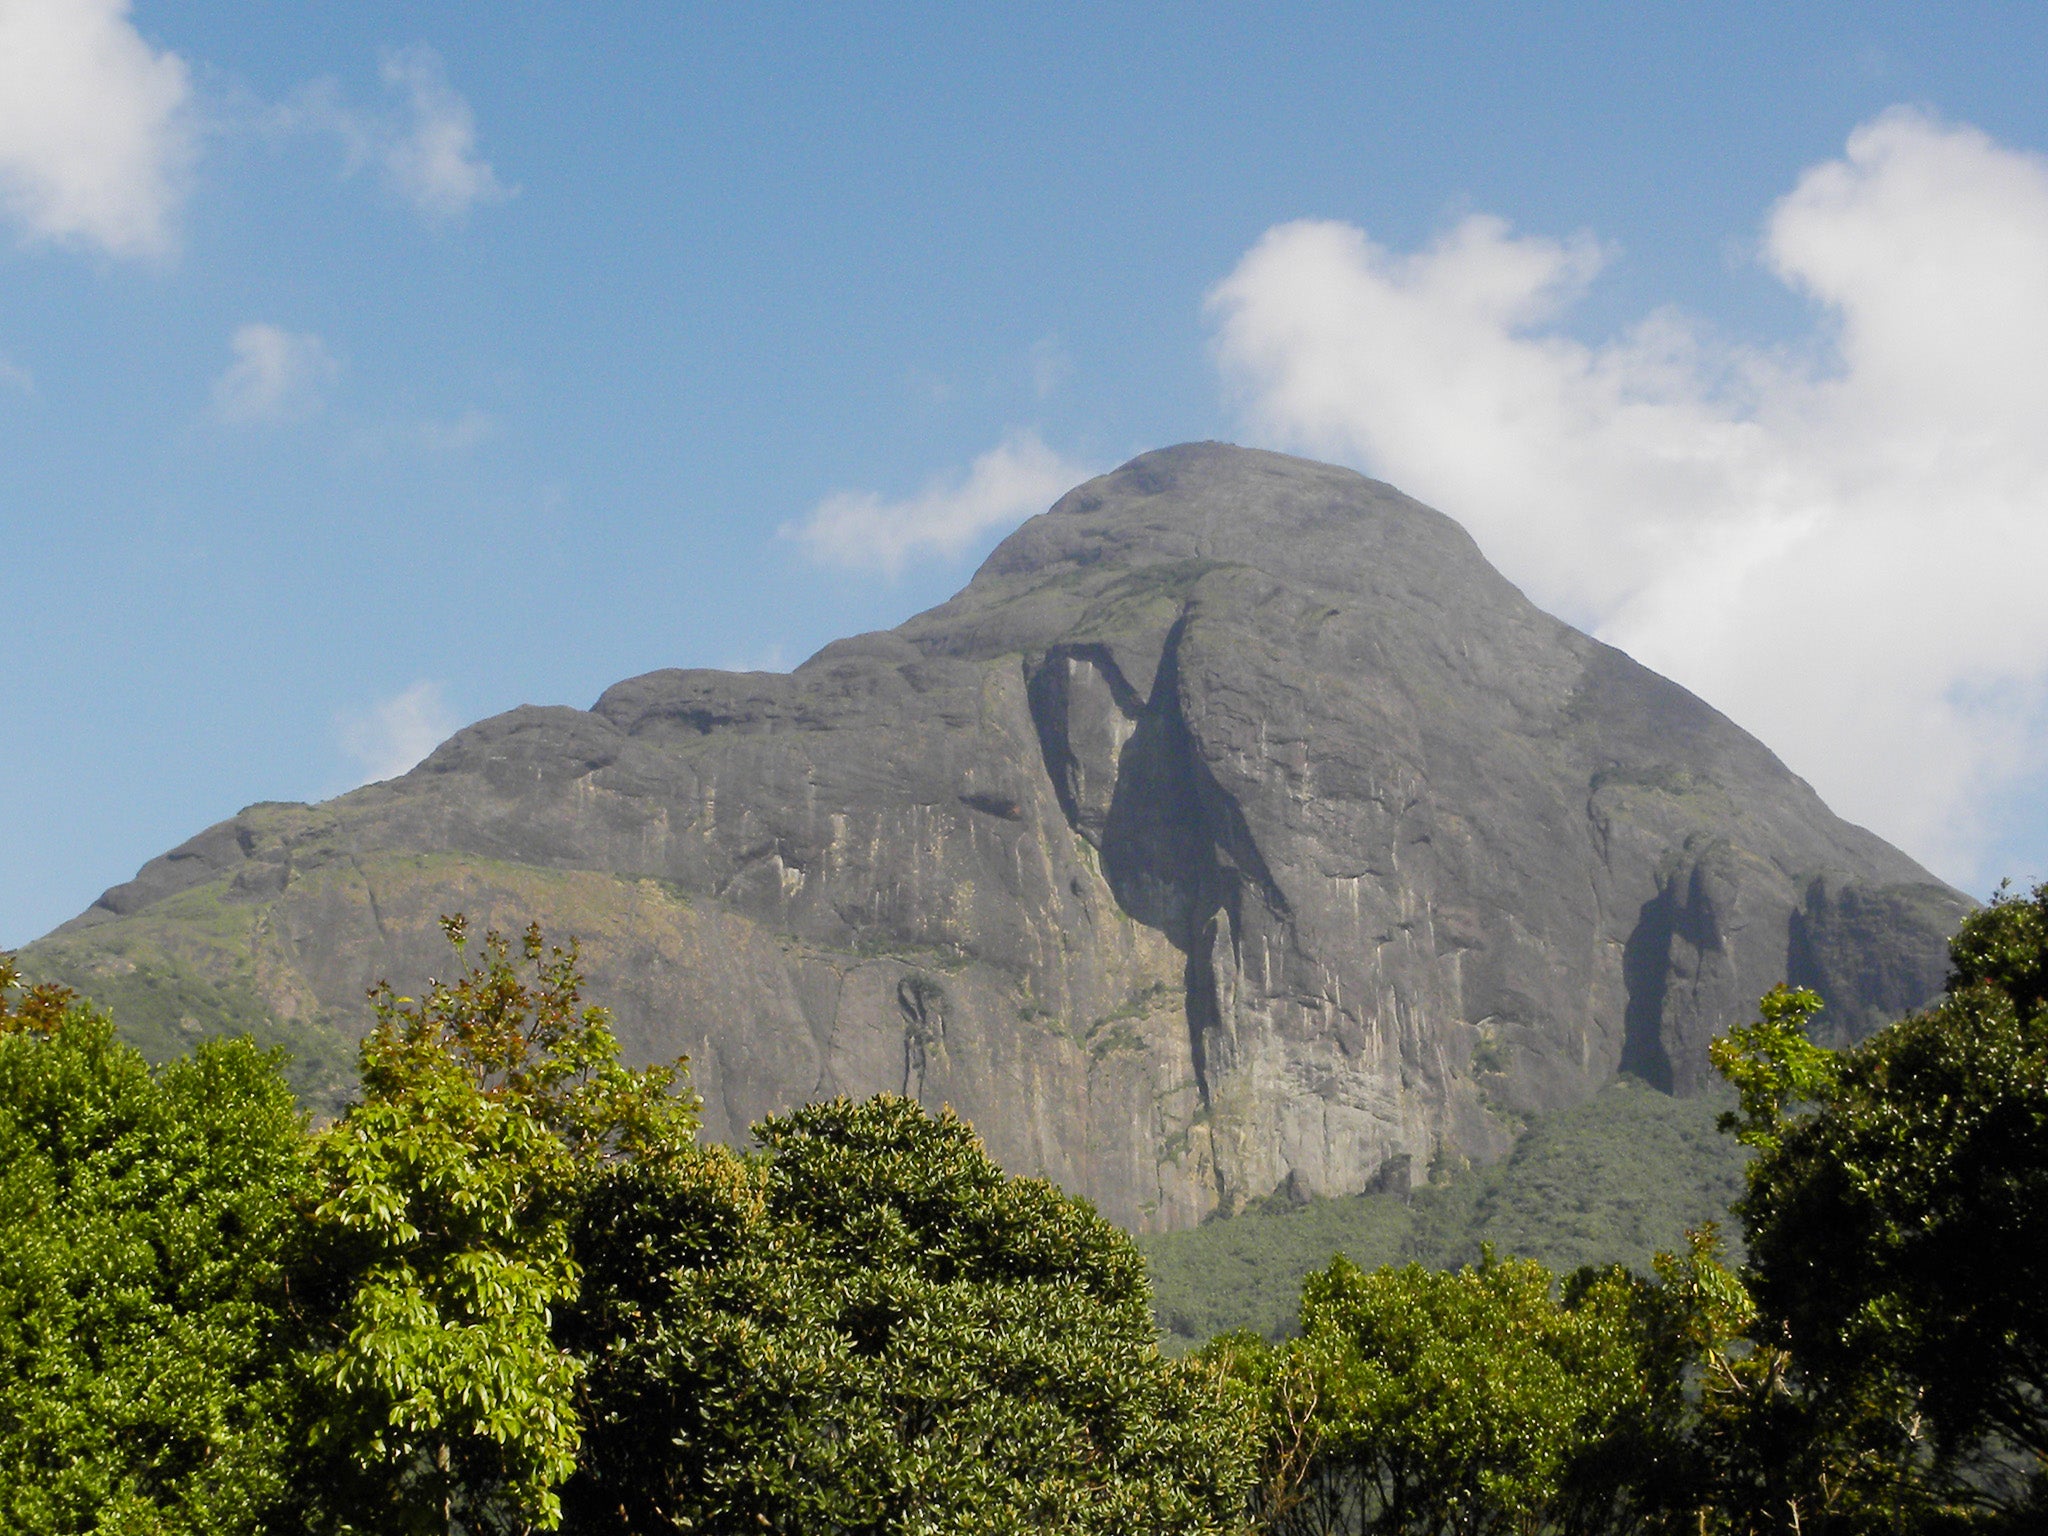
xmin=24 ymin=444 xmax=1967 ymax=1230
xmin=1141 ymin=1076 xmax=1751 ymax=1348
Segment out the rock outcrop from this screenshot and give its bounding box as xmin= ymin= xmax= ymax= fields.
xmin=26 ymin=444 xmax=1969 ymax=1231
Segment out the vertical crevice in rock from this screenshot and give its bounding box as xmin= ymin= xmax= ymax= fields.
xmin=1101 ymin=621 xmax=1247 ymax=1123
xmin=1026 ymin=616 xmax=1293 ymax=1167
xmin=897 ymin=973 xmax=945 ymax=1103
xmin=1662 ymin=844 xmax=1744 ymax=1095
xmin=1182 ymin=923 xmax=1220 ymax=1113
xmin=1621 ymin=845 xmax=1749 ymax=1095
xmin=1620 ymin=887 xmax=1676 ymax=1093
xmin=1025 ymin=643 xmax=1146 ymax=848
xmin=1025 ymin=653 xmax=1087 ymax=835
xmin=1099 ymin=633 xmax=1211 ymax=941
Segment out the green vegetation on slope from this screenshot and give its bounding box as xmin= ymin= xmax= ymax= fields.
xmin=1143 ymin=1076 xmax=1749 ymax=1349
xmin=28 ymin=953 xmax=358 ymax=1117
xmin=18 ymin=851 xmax=749 ymax=1123
xmin=1406 ymin=1075 xmax=1748 ymax=1273
xmin=21 ymin=878 xmax=358 ymax=1117
xmin=1143 ymin=1180 xmax=1414 ymax=1349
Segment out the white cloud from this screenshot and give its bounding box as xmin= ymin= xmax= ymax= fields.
xmin=212 ymin=323 xmax=337 ymax=424
xmin=285 ymin=45 xmax=509 ymax=224
xmin=0 ymin=354 xmax=31 ymax=393
xmin=1209 ymin=108 xmax=2048 ymax=883
xmin=0 ymin=0 xmax=193 ymax=256
xmin=339 ymin=680 xmax=457 ymax=785
xmin=378 ymin=45 xmax=510 ymax=221
xmin=786 ymin=431 xmax=1090 ymax=575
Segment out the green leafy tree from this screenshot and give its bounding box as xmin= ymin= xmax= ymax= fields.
xmin=1718 ymin=884 xmax=2048 ymax=1522
xmin=561 ymin=1092 xmax=1259 ymax=1533
xmin=0 ymin=959 xmax=308 ymax=1535
xmin=292 ymin=917 xmax=696 ymax=1536
xmin=1599 ymin=1225 xmax=1941 ymax=1536
xmin=1708 ymin=984 xmax=1839 ymax=1159
xmin=1216 ymin=1222 xmax=1946 ymax=1536
xmin=1219 ymin=1248 xmax=1650 ymax=1536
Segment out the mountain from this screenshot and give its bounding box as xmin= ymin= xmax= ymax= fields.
xmin=23 ymin=444 xmax=1968 ymax=1232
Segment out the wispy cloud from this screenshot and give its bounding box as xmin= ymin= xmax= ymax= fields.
xmin=282 ymin=44 xmax=510 ymax=225
xmin=376 ymin=45 xmax=511 ymax=221
xmin=338 ymin=680 xmax=457 ymax=785
xmin=1209 ymin=108 xmax=2048 ymax=883
xmin=0 ymin=355 xmax=31 ymax=394
xmin=785 ymin=431 xmax=1090 ymax=575
xmin=418 ymin=407 xmax=494 ymax=452
xmin=904 ymin=366 xmax=953 ymax=406
xmin=0 ymin=0 xmax=193 ymax=256
xmin=211 ymin=323 xmax=337 ymax=425
xmin=1030 ymin=337 xmax=1072 ymax=400
xmin=719 ymin=642 xmax=791 ymax=674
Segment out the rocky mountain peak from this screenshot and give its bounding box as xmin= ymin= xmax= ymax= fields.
xmin=27 ymin=444 xmax=1969 ymax=1231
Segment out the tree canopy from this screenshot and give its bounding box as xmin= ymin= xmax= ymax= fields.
xmin=290 ymin=917 xmax=698 ymax=1536
xmin=5 ymin=881 xmax=2046 ymax=1535
xmin=1718 ymin=883 xmax=2048 ymax=1519
xmin=564 ymin=1092 xmax=1260 ymax=1534
xmin=1228 ymin=1248 xmax=1649 ymax=1535
xmin=0 ymin=960 xmax=307 ymax=1536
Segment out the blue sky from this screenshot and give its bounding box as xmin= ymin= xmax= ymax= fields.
xmin=6 ymin=3 xmax=2048 ymax=946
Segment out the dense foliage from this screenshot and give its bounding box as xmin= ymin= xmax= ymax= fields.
xmin=1219 ymin=1250 xmax=1651 ymax=1534
xmin=0 ymin=960 xmax=307 ymax=1535
xmin=1715 ymin=883 xmax=2048 ymax=1522
xmin=564 ymin=1094 xmax=1258 ymax=1532
xmin=3 ymin=883 xmax=2043 ymax=1534
xmin=2 ymin=926 xmax=1251 ymax=1534
xmin=289 ymin=918 xmax=698 ymax=1535
xmin=1143 ymin=1077 xmax=1747 ymax=1348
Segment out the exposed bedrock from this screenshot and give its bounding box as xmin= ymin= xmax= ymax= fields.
xmin=26 ymin=444 xmax=1969 ymax=1230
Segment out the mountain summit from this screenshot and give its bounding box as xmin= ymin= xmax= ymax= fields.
xmin=28 ymin=444 xmax=1967 ymax=1230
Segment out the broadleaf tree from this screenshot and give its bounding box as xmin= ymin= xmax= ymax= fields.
xmin=1721 ymin=883 xmax=2048 ymax=1521
xmin=560 ymin=1092 xmax=1260 ymax=1534
xmin=291 ymin=917 xmax=697 ymax=1536
xmin=1218 ymin=1248 xmax=1653 ymax=1536
xmin=0 ymin=959 xmax=308 ymax=1536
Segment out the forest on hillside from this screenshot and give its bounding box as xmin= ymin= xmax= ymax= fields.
xmin=1140 ymin=1075 xmax=1753 ymax=1352
xmin=2 ymin=889 xmax=2044 ymax=1534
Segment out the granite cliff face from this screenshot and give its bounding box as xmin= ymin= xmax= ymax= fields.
xmin=27 ymin=445 xmax=1968 ymax=1230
